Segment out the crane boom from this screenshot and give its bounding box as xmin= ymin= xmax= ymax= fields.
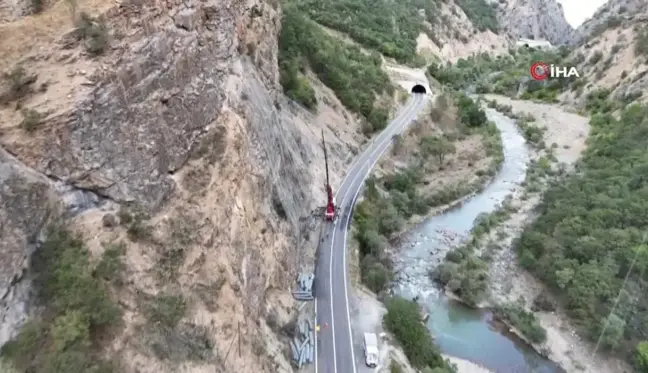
xmin=322 ymin=130 xmax=335 ymax=221
xmin=322 ymin=130 xmax=330 ymax=187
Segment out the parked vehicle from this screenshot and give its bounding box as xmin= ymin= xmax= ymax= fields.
xmin=363 ymin=332 xmax=379 ymax=368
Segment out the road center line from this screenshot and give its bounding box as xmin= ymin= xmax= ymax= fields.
xmin=340 ymin=95 xmax=423 ymax=373
xmin=326 ymin=94 xmax=423 ymax=373
xmin=333 ymin=97 xmax=421 ymax=202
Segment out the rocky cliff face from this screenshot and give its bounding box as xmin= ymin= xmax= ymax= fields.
xmin=0 ymin=0 xmax=362 ymax=371
xmin=575 ymin=0 xmax=646 ymax=43
xmin=0 ymin=148 xmax=61 ymax=345
xmin=496 ymin=0 xmax=576 ymax=45
xmin=560 ymin=0 xmax=648 ymax=106
xmin=0 ymin=0 xmax=34 ymax=23
xmin=3 ymin=0 xmax=284 ymax=211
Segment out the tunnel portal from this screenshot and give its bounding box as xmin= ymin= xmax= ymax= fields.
xmin=411 ymin=84 xmax=427 ymax=94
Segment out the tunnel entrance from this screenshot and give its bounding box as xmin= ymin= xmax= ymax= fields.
xmin=411 ymin=84 xmax=427 ymax=94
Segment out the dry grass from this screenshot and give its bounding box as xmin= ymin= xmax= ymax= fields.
xmin=0 ymin=0 xmax=113 ymax=72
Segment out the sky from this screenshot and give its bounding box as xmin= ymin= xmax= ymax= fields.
xmin=557 ymin=0 xmax=609 ymax=27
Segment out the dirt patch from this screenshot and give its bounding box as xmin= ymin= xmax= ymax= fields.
xmin=0 ymin=0 xmax=113 ymax=72
xmin=349 ymin=289 xmax=417 ymax=373
xmin=482 ymin=95 xmax=589 ymax=165
xmin=474 ymin=95 xmax=631 ymax=373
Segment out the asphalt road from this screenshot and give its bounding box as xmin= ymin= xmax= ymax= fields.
xmin=315 ymin=93 xmax=428 ymax=373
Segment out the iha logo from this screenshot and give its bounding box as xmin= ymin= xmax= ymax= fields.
xmin=530 ymin=61 xmax=580 ymax=80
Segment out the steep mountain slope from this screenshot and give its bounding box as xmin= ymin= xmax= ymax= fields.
xmin=416 ymin=0 xmax=513 ymax=62
xmin=496 ymin=0 xmax=576 ymax=45
xmin=0 ymin=0 xmax=366 ymax=372
xmin=575 ymin=0 xmax=647 ymax=44
xmin=0 ymin=0 xmax=591 ymax=372
xmin=561 ymin=0 xmax=648 ymax=105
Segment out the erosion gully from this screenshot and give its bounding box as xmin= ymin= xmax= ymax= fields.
xmin=392 ymin=108 xmax=566 ymax=373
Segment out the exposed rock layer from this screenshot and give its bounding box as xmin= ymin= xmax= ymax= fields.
xmin=0 ymin=0 xmax=357 ymax=371
xmin=497 ymin=0 xmax=576 ymax=45
xmin=0 ymin=148 xmax=61 ymax=345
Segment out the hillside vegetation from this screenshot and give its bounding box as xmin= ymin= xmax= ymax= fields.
xmin=279 ymin=6 xmax=393 ymax=132
xmin=293 ymin=0 xmax=424 ymax=64
xmin=354 ymin=93 xmax=500 ymax=294
xmin=427 ymin=46 xmax=584 ymax=102
xmin=384 ymin=297 xmax=456 ymax=373
xmin=515 ymin=99 xmax=648 ymax=369
xmin=290 ymin=0 xmax=498 ymax=65
xmin=454 ymin=0 xmax=499 ymax=32
xmin=1 ymin=230 xmax=122 ymax=373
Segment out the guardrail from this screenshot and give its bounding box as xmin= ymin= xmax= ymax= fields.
xmin=290 ymin=319 xmax=315 ymax=367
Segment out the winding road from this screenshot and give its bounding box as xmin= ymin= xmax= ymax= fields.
xmin=315 ymin=92 xmax=428 ymax=373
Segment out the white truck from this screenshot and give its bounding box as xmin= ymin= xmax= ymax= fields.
xmin=363 ymin=332 xmax=379 ymax=368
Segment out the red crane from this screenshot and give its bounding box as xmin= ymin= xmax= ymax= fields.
xmin=322 ymin=130 xmax=336 ymax=221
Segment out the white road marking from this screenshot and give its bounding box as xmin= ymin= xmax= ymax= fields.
xmin=329 ymin=219 xmax=339 ymax=372
xmin=325 ymin=95 xmax=424 ymax=373
xmin=314 ymin=298 xmax=318 ymax=373
xmin=332 ymin=97 xmax=422 ymax=202
xmin=340 ymin=95 xmax=423 ymax=372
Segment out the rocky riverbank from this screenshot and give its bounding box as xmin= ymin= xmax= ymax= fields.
xmin=455 ymin=95 xmax=631 ymax=373
xmin=347 ymin=91 xmax=506 ymax=372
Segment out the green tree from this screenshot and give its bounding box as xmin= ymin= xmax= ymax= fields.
xmin=422 ymin=136 xmax=456 ymax=165
xmin=456 ymin=94 xmax=487 ymax=127
xmin=51 ymin=311 xmax=90 ymax=352
xmin=599 ymin=313 xmax=626 ymax=350
xmin=278 ymin=7 xmax=393 ymax=127
xmin=514 ymin=102 xmax=648 ymax=361
xmin=383 ymin=297 xmax=449 ymax=370
xmin=361 ymin=256 xmax=391 ymax=293
xmin=635 ymin=341 xmax=648 ymax=372
xmin=555 ymin=267 xmax=574 ymax=289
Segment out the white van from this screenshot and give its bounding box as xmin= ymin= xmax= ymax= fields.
xmin=363 ymin=332 xmax=379 ymax=368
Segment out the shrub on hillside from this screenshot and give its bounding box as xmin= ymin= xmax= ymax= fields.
xmin=454 ymin=0 xmax=499 ymax=32
xmin=383 ymin=297 xmax=455 ymax=372
xmin=635 ymin=341 xmax=648 ymax=372
xmin=75 ymin=12 xmax=109 ymax=56
xmin=635 ymin=26 xmax=648 ymax=57
xmin=495 ymin=298 xmax=547 ymax=344
xmin=455 ymin=93 xmax=487 ymax=127
xmin=1 ymin=230 xmax=121 ymax=373
xmin=515 ymin=102 xmax=648 ymax=362
xmin=278 ymin=8 xmax=393 ymax=130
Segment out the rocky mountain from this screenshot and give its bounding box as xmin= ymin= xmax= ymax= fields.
xmin=0 ymin=0 xmax=365 ymax=371
xmin=0 ymin=0 xmax=33 ymax=22
xmin=0 ymin=0 xmax=631 ymax=371
xmin=575 ymin=0 xmax=647 ymax=43
xmin=0 ymin=148 xmax=62 ymax=345
xmin=496 ymin=0 xmax=576 ymax=45
xmin=560 ymin=0 xmax=648 ymax=106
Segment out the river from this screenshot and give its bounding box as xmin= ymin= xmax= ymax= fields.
xmin=392 ymin=108 xmax=566 ymax=373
